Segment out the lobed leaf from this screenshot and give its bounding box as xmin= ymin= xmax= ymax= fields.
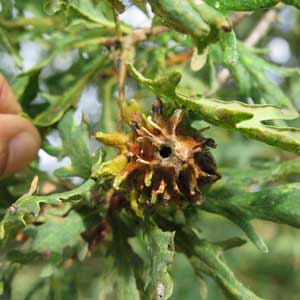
xmin=145 ymin=220 xmax=175 ymax=300
xmin=204 ymin=183 xmax=300 ymax=233
xmin=33 ymin=54 xmax=106 ymax=126
xmin=0 ymin=28 xmax=22 ymax=68
xmin=204 ymin=0 xmax=300 ymax=10
xmin=148 ymin=0 xmax=231 ymax=54
xmin=156 ymin=211 xmax=263 ymax=300
xmin=111 ymin=213 xmax=141 ymax=300
xmin=24 ymin=210 xmax=87 ymax=264
xmin=148 ymin=0 xmax=210 ymax=37
xmin=129 ymin=65 xmax=300 ymax=154
xmin=201 ymin=160 xmax=300 ymax=251
xmin=54 ymin=111 xmax=93 ymax=178
xmin=67 ymin=0 xmax=115 ymax=29
xmin=227 ymin=44 xmax=299 ymax=110
xmin=205 ymin=0 xmax=280 ymax=11
xmin=184 ymin=237 xmax=265 ymax=300
xmin=0 ymin=179 xmax=95 ymax=241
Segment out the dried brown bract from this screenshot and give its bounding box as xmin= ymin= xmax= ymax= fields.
xmin=94 ymin=100 xmax=220 ymax=215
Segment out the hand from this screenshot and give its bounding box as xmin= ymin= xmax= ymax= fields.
xmin=0 ymin=74 xmax=41 ymax=177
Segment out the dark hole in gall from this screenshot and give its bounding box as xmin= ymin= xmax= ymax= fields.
xmin=159 ymin=145 xmax=172 ymax=158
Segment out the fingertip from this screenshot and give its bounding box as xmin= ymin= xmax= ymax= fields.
xmin=0 ymin=115 xmax=41 ymax=177
xmin=2 ymin=131 xmax=41 ymax=177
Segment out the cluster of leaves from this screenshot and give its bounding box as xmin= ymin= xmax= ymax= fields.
xmin=0 ymin=1 xmax=300 ymax=300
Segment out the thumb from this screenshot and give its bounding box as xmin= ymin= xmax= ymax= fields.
xmin=0 ymin=114 xmax=41 ymax=177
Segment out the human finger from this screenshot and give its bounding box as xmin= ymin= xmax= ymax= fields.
xmin=0 ymin=114 xmax=41 ymax=177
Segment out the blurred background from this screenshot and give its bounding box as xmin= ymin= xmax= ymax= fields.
xmin=0 ymin=1 xmax=300 ymax=299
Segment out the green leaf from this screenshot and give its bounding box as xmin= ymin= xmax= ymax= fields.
xmin=99 ymin=77 xmax=119 ymax=133
xmin=228 ymin=44 xmax=299 ymax=110
xmin=155 ymin=208 xmax=262 ymax=300
xmin=148 ymin=0 xmax=230 ymax=52
xmin=111 ymin=212 xmax=141 ymax=300
xmin=67 ymin=0 xmax=115 ymax=28
xmin=204 ymin=183 xmax=300 ymax=233
xmin=54 ymin=111 xmax=93 ymax=178
xmin=129 ymin=65 xmax=300 ymax=154
xmin=0 ymin=28 xmax=22 ymax=68
xmin=196 ymin=160 xmax=299 ymax=249
xmin=24 ymin=210 xmax=87 ymax=264
xmin=43 ymin=0 xmax=66 ymax=15
xmin=12 ymin=72 xmax=40 ymax=117
xmin=264 ymin=159 xmax=300 ymax=184
xmin=145 ymin=220 xmax=175 ymax=300
xmin=114 ymin=268 xmax=140 ymax=300
xmin=33 ymin=54 xmax=107 ymax=126
xmin=175 ymin=228 xmax=264 ymax=300
xmin=220 ymin=30 xmax=238 ymax=65
xmin=131 ymin=0 xmax=149 ymax=15
xmin=147 ymin=0 xmax=210 ymax=37
xmin=188 ymin=0 xmax=231 ymax=31
xmin=11 ymin=76 xmax=31 ymax=100
xmin=0 ymin=0 xmax=14 ymax=18
xmin=204 ymin=0 xmax=280 ymax=11
xmin=0 ymin=179 xmax=95 ymax=241
xmin=283 ymin=0 xmax=300 ymax=8
xmin=109 ymin=0 xmax=126 ymax=13
xmin=128 ymin=64 xmax=181 ymax=100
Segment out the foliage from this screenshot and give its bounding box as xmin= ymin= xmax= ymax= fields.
xmin=0 ymin=1 xmax=300 ymax=300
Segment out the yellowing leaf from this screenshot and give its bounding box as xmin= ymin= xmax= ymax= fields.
xmin=92 ymin=155 xmax=128 ymax=179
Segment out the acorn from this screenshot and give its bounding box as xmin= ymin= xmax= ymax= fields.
xmin=94 ymin=99 xmax=220 ymax=215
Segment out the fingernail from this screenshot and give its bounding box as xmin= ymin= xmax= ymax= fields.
xmin=1 ymin=132 xmax=40 ymax=177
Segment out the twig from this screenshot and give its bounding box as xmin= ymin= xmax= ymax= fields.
xmin=117 ymin=38 xmax=129 ymax=129
xmin=114 ymin=26 xmax=168 ymax=128
xmin=229 ymin=12 xmax=253 ymax=25
xmin=244 ymin=9 xmax=278 ymax=47
xmin=113 ymin=13 xmax=125 ymax=129
xmin=131 ymin=26 xmax=169 ymax=43
xmin=118 ymin=55 xmax=127 ymax=110
xmin=102 ymin=26 xmax=168 ymax=48
xmin=206 ymin=8 xmax=279 ymax=97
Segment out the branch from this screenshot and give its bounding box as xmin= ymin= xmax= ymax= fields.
xmin=102 ymin=26 xmax=169 ymax=48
